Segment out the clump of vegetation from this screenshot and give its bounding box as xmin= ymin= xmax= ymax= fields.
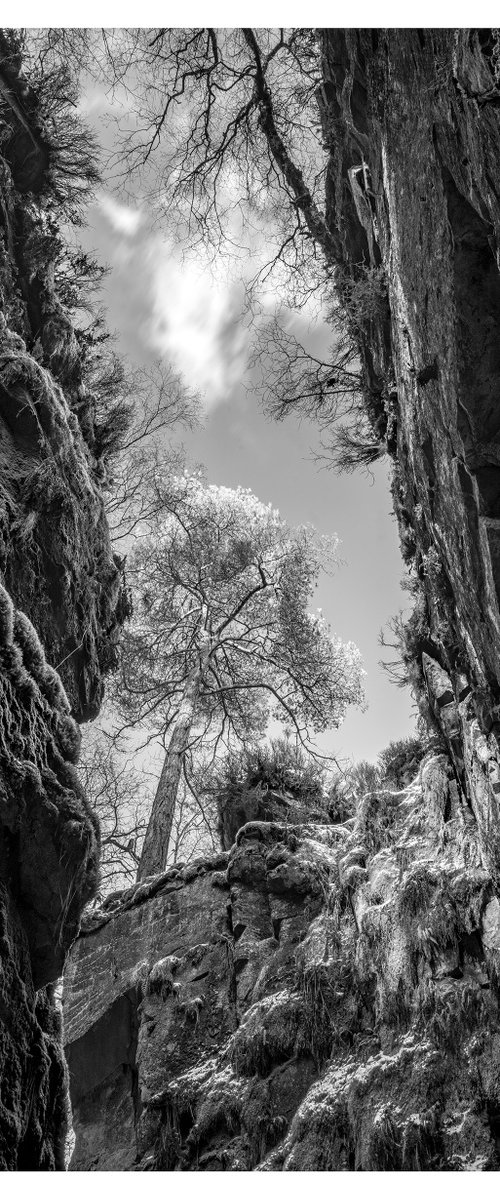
xmin=146 ymin=956 xmax=180 ymax=1000
xmin=366 ymin=1106 xmax=403 ymax=1170
xmin=294 ymin=907 xmax=370 ymax=1058
xmin=153 ymin=1093 xmax=196 ymax=1170
xmin=175 ymin=994 xmax=204 ymax=1027
xmin=12 ymin=29 xmax=100 ymax=220
xmin=397 ymin=862 xmax=437 ymax=922
xmin=418 ymin=979 xmax=489 ymax=1053
xmin=376 ymin=976 xmax=413 ymax=1031
xmin=378 ymin=735 xmax=426 ymax=788
xmin=326 ymin=774 xmax=357 ymax=824
xmin=354 ymin=788 xmax=402 ymax=855
xmin=379 ymin=589 xmax=433 ymax=701
xmin=229 ymin=739 xmax=326 ymax=800
xmin=353 ymin=1098 xmax=442 ymax=1171
xmin=230 ymin=992 xmax=309 ymax=1077
xmin=204 ymin=737 xmax=331 ymax=851
xmin=297 ymin=959 xmax=347 ymax=1059
xmin=247 ymin=1106 xmax=287 ymax=1167
xmin=189 ymin=1085 xmax=244 ymax=1165
xmin=400 ymin=1108 xmax=442 ymax=1171
xmin=327 ymin=733 xmax=426 ymax=829
xmin=340 ymin=265 xmax=389 ymax=334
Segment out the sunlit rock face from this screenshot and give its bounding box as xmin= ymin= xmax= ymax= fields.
xmin=0 ymin=34 xmax=127 ymax=1169
xmin=64 ymin=29 xmax=500 ymax=1172
xmin=64 ymin=755 xmax=500 ymax=1171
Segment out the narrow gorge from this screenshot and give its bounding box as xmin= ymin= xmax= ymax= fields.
xmin=3 ymin=27 xmax=500 ymax=1173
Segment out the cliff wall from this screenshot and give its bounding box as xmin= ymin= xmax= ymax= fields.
xmin=63 ymin=30 xmax=500 ymax=1172
xmin=320 ymin=29 xmax=500 ymax=866
xmin=64 ymin=747 xmax=500 ymax=1171
xmin=0 ymin=32 xmax=127 ymax=1168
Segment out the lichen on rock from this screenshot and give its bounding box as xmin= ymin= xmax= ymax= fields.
xmin=0 ymin=30 xmax=128 ymax=1169
xmin=61 ymin=748 xmax=500 ymax=1171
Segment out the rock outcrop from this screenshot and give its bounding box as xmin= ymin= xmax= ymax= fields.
xmin=320 ymin=29 xmax=500 ymax=830
xmin=0 ymin=32 xmax=127 ymax=1168
xmin=63 ymin=29 xmax=500 ymax=1172
xmin=0 ymin=31 xmax=128 ymax=723
xmin=65 ymin=747 xmax=500 ymax=1171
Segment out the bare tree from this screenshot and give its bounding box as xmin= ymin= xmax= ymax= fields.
xmin=250 ymin=304 xmax=384 ymax=474
xmin=168 ymin=769 xmax=219 ymax=865
xmin=77 ymin=730 xmax=151 ymax=892
xmin=22 ymin=27 xmax=390 ymax=467
xmin=4 ymin=27 xmax=101 ymax=220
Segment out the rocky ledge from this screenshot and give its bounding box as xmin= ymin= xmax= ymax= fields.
xmin=64 ymin=741 xmax=500 ymax=1171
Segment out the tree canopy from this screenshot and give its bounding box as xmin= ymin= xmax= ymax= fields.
xmin=114 ymin=471 xmax=364 ymax=876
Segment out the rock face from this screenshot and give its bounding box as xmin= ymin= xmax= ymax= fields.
xmin=65 ymin=751 xmax=500 ymax=1171
xmin=63 ymin=29 xmax=500 ymax=1172
xmin=0 ymin=32 xmax=127 ymax=724
xmin=0 ymin=33 xmax=127 ymax=1168
xmin=320 ymin=29 xmax=500 ymax=845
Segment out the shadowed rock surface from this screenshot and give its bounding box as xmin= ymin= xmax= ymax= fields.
xmin=0 ymin=33 xmax=127 ymax=1168
xmin=0 ymin=32 xmax=127 ymax=724
xmin=63 ymin=30 xmax=500 ymax=1171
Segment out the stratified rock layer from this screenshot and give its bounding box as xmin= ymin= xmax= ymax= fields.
xmin=0 ymin=34 xmax=127 ymax=1168
xmin=64 ymin=750 xmax=500 ymax=1171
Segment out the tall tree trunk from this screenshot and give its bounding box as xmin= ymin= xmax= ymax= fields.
xmin=137 ymin=662 xmax=204 ymax=881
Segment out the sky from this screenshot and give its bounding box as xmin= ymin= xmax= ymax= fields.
xmin=74 ymin=68 xmax=416 ymax=769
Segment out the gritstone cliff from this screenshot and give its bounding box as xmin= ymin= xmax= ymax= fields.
xmin=5 ymin=27 xmax=500 ymax=1173
xmin=63 ymin=30 xmax=500 ymax=1172
xmin=0 ymin=31 xmax=127 ymax=1168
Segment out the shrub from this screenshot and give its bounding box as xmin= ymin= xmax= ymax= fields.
xmin=327 ymin=759 xmax=382 ymax=823
xmin=337 ymin=265 xmax=389 ymax=334
xmin=418 ymin=979 xmax=488 ymax=1052
xmin=378 ymin=736 xmax=426 ymax=788
xmin=238 ymin=738 xmax=326 ymax=799
xmin=207 ymin=738 xmax=329 ymax=849
xmin=147 ymin=956 xmax=180 ymax=1000
xmin=378 ymin=591 xmax=431 ymax=697
xmin=327 ymin=774 xmax=357 ymax=823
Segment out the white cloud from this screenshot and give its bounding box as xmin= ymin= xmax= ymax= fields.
xmin=147 ymin=243 xmax=248 ymax=410
xmin=98 ymin=192 xmax=143 ymax=237
xmin=95 ymin=170 xmax=325 ymax=412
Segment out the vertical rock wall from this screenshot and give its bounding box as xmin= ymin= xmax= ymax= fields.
xmin=0 ymin=32 xmax=127 ymax=1168
xmin=63 ymin=30 xmax=500 ymax=1171
xmin=319 ymin=28 xmax=500 ymax=873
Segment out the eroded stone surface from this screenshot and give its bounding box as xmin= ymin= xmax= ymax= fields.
xmin=0 ymin=108 xmax=127 ymax=721
xmin=15 ymin=26 xmax=500 ymax=1173
xmin=64 ymin=753 xmax=500 ymax=1171
xmin=0 ymin=35 xmax=127 ymax=1169
xmin=319 ymin=30 xmax=500 ymax=876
